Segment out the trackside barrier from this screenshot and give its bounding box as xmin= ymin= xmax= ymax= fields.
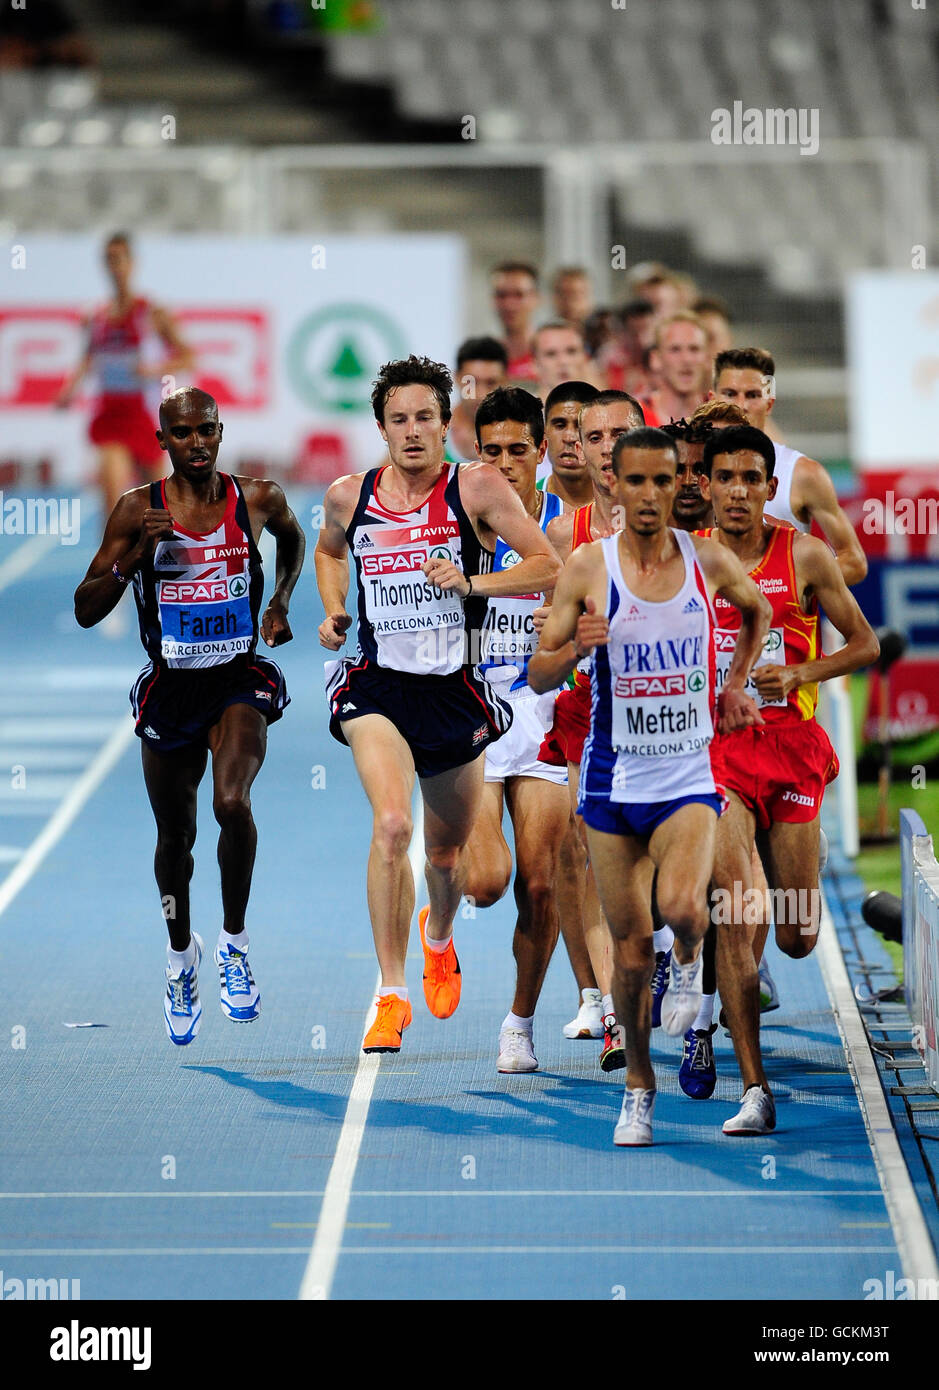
xmin=900 ymin=808 xmax=939 ymax=1095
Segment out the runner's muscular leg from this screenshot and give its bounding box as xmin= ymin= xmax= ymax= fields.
xmin=505 ymin=775 xmax=570 ymax=1017
xmin=343 ymin=714 xmax=416 ymax=988
xmin=585 ymin=824 xmax=655 ymax=1090
xmin=556 ymin=814 xmax=596 ymax=998
xmin=712 ymin=793 xmax=767 ymax=1092
xmin=569 ymin=759 xmax=612 ymax=994
xmin=98 ymin=443 xmax=135 ymax=518
xmin=462 ymin=781 xmax=511 ymax=909
xmin=763 ymin=819 xmax=821 ymax=959
xmin=647 ymin=802 xmax=716 ymax=962
xmin=208 ymin=702 xmax=268 ymax=936
xmin=420 ymin=751 xmax=486 ymax=942
xmin=141 ymin=739 xmax=207 ymax=951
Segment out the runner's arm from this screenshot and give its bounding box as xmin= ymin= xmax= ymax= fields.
xmin=527 ymin=547 xmax=605 ymax=694
xmin=455 ymin=464 xmax=560 ymax=598
xmin=257 ymin=482 xmax=305 ymax=647
xmin=73 ymin=492 xmax=166 ymax=627
xmin=147 ymin=303 xmax=196 ymax=378
xmin=751 ymin=538 xmax=879 ymax=703
xmin=794 ymin=456 xmax=867 ymax=586
xmin=54 ymin=319 xmax=93 ymax=407
xmin=314 ymin=477 xmax=356 ymax=650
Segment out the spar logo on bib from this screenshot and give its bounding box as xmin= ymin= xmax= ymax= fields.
xmin=764 ymin=628 xmax=783 ymax=654
xmin=429 ymin=545 xmax=453 ymax=562
xmin=500 ymin=549 xmax=521 ymax=567
xmin=688 ymin=668 xmax=707 ymax=693
xmin=361 ymin=548 xmax=426 ymax=574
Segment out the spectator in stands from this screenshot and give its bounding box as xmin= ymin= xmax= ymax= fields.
xmin=597 ymin=298 xmax=656 ymax=395
xmin=447 ymin=336 xmax=508 ymax=462
xmin=625 ymin=263 xmax=689 ymax=322
xmin=643 ymin=310 xmax=710 ymax=426
xmin=583 ymin=307 xmax=619 ymax=360
xmin=532 ymin=319 xmax=603 ymax=399
xmin=0 ymin=0 xmax=93 ymax=66
xmin=490 ymin=261 xmax=540 ymax=382
xmin=550 ymin=266 xmax=595 ymax=328
xmin=694 ymin=295 xmax=734 ymax=356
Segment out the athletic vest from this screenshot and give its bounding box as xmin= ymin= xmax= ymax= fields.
xmin=88 ymin=296 xmax=151 ymax=396
xmin=133 ymin=473 xmax=263 ymax=669
xmin=479 ymin=489 xmax=562 ymax=692
xmin=766 ymin=443 xmax=809 ymax=533
xmin=580 ymin=528 xmax=718 ymax=804
xmin=346 ymin=463 xmax=491 ymax=676
xmin=704 ymin=523 xmax=820 ymax=723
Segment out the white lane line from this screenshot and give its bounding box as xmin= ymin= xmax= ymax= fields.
xmin=0 ymin=718 xmax=120 ymax=741
xmin=298 ymin=793 xmax=426 ymax=1301
xmin=0 ymin=716 xmax=136 ymax=919
xmin=815 ymin=885 xmax=939 ymax=1282
xmin=0 ymin=1188 xmax=885 ymax=1200
xmin=0 ymin=1244 xmax=895 ymax=1258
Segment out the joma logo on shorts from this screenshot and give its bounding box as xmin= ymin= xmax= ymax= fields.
xmin=782 ymin=790 xmax=815 ymax=807
xmin=361 ymin=549 xmax=426 ymax=574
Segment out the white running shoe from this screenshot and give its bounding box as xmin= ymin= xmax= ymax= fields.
xmin=722 ymin=1085 xmax=776 ymax=1135
xmin=215 ymin=937 xmax=261 ymax=1022
xmin=562 ymin=989 xmax=605 ymax=1039
xmin=164 ymin=933 xmax=204 ymax=1046
xmin=613 ymin=1087 xmax=656 ymax=1146
xmin=497 ymin=1026 xmax=538 ymax=1073
xmin=659 ymin=950 xmax=703 ymax=1036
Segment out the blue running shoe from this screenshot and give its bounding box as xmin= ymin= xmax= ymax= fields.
xmin=215 ymin=938 xmax=261 ymax=1022
xmin=650 ymin=947 xmax=671 ymax=1029
xmin=758 ymin=958 xmax=780 ymax=1013
xmin=164 ymin=933 xmax=204 ymax=1046
xmin=679 ymin=1023 xmax=717 ymax=1098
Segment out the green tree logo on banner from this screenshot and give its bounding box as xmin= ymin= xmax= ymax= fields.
xmin=287 ymin=304 xmax=406 ymax=412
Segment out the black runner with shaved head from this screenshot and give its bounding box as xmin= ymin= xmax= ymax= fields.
xmin=74 ymin=387 xmax=306 ymax=1045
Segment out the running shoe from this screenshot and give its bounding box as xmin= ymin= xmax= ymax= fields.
xmin=599 ymin=1013 xmax=626 ymax=1072
xmin=659 ymin=950 xmax=703 ymax=1036
xmin=497 ymin=1026 xmax=538 ymax=1073
xmin=613 ymin=1087 xmax=656 ymax=1146
xmin=758 ymin=957 xmax=780 ymax=1013
xmin=650 ymin=947 xmax=672 ymax=1028
xmin=362 ymin=994 xmax=412 ymax=1053
xmin=215 ymin=937 xmax=261 ymax=1022
xmin=563 ymin=989 xmax=604 ymax=1039
xmin=678 ymin=1023 xmax=717 ymax=1099
xmin=722 ymin=1085 xmax=776 ymax=1135
xmin=164 ymin=933 xmax=204 ymax=1046
xmin=418 ymin=905 xmax=462 ymax=1018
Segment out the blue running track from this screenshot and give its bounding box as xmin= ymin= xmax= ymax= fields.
xmin=0 ymin=493 xmax=918 ymax=1300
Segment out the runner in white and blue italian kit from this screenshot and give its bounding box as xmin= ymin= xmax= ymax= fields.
xmin=74 ymin=388 xmax=306 ymax=1046
xmin=461 ymin=388 xmax=571 ymax=1076
xmin=528 ymin=426 xmax=769 ymax=1146
xmin=316 ymin=357 xmax=560 ymax=1056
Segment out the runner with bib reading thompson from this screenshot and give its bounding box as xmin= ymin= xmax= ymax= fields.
xmin=316 ymin=357 xmax=559 ymax=1055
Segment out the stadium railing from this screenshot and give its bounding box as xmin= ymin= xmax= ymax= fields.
xmin=900 ymin=808 xmax=939 ymax=1095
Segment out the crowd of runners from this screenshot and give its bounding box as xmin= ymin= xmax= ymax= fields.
xmin=73 ymin=247 xmax=878 ymax=1147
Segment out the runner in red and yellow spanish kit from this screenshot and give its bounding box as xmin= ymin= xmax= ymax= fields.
xmin=537 ymin=390 xmax=645 ymax=1069
xmin=697 ymin=424 xmax=879 ymax=1136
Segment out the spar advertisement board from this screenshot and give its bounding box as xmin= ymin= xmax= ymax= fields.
xmin=0 ymin=235 xmax=464 ymax=484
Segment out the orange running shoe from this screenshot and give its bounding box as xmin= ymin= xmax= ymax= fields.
xmin=418 ymin=905 xmax=462 ymax=1018
xmin=362 ymin=993 xmax=412 ymax=1053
